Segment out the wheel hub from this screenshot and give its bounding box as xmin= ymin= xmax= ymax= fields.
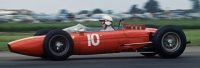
xmin=49 ymin=35 xmax=69 ymax=56
xmin=167 ymin=38 xmax=175 ymax=47
xmin=167 ymin=39 xmax=173 ymax=44
xmin=55 ymin=41 xmax=64 ymax=50
xmin=161 ymin=32 xmax=181 ymax=52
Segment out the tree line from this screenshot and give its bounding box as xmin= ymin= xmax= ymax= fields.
xmin=62 ymin=0 xmax=200 ymax=15
xmin=129 ymin=0 xmax=200 ymax=14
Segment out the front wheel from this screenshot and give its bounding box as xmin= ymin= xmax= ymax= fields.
xmin=43 ymin=29 xmax=73 ymax=60
xmin=152 ymin=25 xmax=186 ymax=58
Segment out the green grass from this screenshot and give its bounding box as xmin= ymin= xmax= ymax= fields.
xmin=0 ymin=19 xmax=200 ymax=32
xmin=0 ymin=32 xmax=33 ymax=51
xmin=0 ymin=29 xmax=199 ymax=51
xmin=185 ymin=29 xmax=200 ymax=46
xmin=0 ymin=22 xmax=102 ymax=32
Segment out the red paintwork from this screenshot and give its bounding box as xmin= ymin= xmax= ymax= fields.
xmin=8 ymin=36 xmax=44 ymax=57
xmin=8 ymin=24 xmax=157 ymax=57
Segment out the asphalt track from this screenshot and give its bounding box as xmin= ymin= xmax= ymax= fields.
xmin=0 ymin=46 xmax=200 ymax=68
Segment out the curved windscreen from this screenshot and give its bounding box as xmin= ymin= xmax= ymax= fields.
xmin=62 ymin=24 xmax=101 ymax=33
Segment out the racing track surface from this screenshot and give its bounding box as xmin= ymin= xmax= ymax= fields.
xmin=0 ymin=46 xmax=200 ymax=68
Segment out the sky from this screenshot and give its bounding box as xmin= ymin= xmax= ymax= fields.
xmin=0 ymin=0 xmax=192 ymax=14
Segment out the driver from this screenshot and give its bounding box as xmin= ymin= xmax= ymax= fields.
xmin=99 ymin=15 xmax=115 ymax=31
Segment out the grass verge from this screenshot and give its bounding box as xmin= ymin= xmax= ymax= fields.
xmin=0 ymin=19 xmax=200 ymax=32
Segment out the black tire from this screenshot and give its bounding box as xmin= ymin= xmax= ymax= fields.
xmin=34 ymin=29 xmax=51 ymax=36
xmin=152 ymin=25 xmax=186 ymax=58
xmin=140 ymin=53 xmax=157 ymax=57
xmin=43 ymin=29 xmax=73 ymax=60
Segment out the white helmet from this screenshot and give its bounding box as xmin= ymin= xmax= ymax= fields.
xmin=100 ymin=15 xmax=113 ymax=22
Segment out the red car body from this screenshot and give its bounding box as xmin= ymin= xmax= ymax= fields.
xmin=8 ymin=24 xmax=188 ymax=60
xmin=8 ymin=24 xmax=156 ymax=57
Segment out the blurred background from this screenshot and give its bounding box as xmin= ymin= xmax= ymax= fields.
xmin=0 ymin=0 xmax=199 ymax=23
xmin=0 ymin=0 xmax=200 ymax=50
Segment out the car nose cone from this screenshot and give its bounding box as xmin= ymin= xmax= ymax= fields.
xmin=8 ymin=36 xmax=45 ymax=57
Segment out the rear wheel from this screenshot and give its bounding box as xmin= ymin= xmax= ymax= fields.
xmin=43 ymin=29 xmax=73 ymax=60
xmin=152 ymin=25 xmax=186 ymax=58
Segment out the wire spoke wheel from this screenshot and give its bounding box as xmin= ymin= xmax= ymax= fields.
xmin=161 ymin=32 xmax=181 ymax=52
xmin=43 ymin=29 xmax=73 ymax=60
xmin=152 ymin=25 xmax=186 ymax=58
xmin=49 ymin=35 xmax=69 ymax=56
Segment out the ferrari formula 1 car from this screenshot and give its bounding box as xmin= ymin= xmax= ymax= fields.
xmin=8 ymin=24 xmax=188 ymax=60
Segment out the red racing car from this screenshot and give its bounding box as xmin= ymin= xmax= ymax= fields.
xmin=8 ymin=24 xmax=188 ymax=60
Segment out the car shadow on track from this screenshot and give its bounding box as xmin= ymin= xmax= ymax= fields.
xmin=10 ymin=55 xmax=189 ymax=61
xmin=68 ymin=56 xmax=160 ymax=61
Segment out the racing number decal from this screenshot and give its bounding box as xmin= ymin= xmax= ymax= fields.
xmin=87 ymin=34 xmax=100 ymax=46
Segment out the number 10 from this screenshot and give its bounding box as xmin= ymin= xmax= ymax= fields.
xmin=87 ymin=34 xmax=100 ymax=46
